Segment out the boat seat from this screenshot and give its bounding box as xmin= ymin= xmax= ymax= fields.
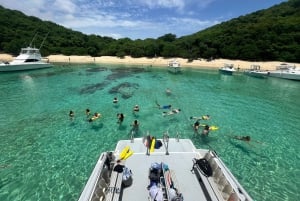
xmin=209 ymin=158 xmax=218 ymax=172
xmin=98 ymin=178 xmax=108 ymax=189
xmin=222 ymin=184 xmax=233 ymax=200
xmin=93 ymin=187 xmax=105 ymax=201
xmin=204 ymin=152 xmax=213 ymax=161
xmin=227 ymin=192 xmax=239 ymax=201
xmin=213 ymin=167 xmax=222 ymax=183
xmin=217 ymin=175 xmax=228 ymax=191
xmin=193 ymin=158 xmax=224 ymax=201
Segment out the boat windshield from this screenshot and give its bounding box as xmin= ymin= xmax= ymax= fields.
xmin=20 ymin=49 xmax=40 ymax=54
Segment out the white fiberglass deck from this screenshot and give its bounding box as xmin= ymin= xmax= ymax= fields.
xmin=115 ymin=138 xmax=207 ymax=201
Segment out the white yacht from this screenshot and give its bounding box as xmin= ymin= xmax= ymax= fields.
xmin=0 ymin=46 xmax=52 ymax=72
xmin=268 ymin=63 xmax=300 ymax=81
xmin=219 ymin=64 xmax=235 ymax=75
xmin=168 ymin=59 xmax=181 ymax=73
xmin=243 ymin=64 xmax=269 ymax=78
xmin=78 ymin=135 xmax=253 ymax=201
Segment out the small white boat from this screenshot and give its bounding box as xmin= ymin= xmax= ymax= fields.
xmin=78 ymin=136 xmax=253 ymax=201
xmin=268 ymin=63 xmax=300 ymax=81
xmin=219 ymin=64 xmax=235 ymax=75
xmin=244 ymin=64 xmax=269 ymax=78
xmin=168 ymin=59 xmax=181 ymax=73
xmin=0 ymin=47 xmax=53 ymax=72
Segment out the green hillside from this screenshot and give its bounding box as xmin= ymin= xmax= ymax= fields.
xmin=0 ymin=0 xmax=299 ymax=62
xmin=179 ymin=0 xmax=300 ymax=62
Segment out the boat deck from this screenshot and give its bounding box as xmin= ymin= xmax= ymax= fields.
xmin=78 ymin=137 xmax=252 ymax=201
xmin=115 ymin=138 xmax=206 ymax=201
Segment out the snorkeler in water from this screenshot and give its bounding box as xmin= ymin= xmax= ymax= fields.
xmin=117 ymin=113 xmax=124 ymax=124
xmin=193 ymin=120 xmax=200 ymax=134
xmin=162 ymin=109 xmax=181 ymax=116
xmin=113 ymin=97 xmax=118 ymax=104
xmin=89 ymin=112 xmax=101 ymax=122
xmin=69 ymin=110 xmax=75 ymax=120
xmin=155 ymin=100 xmax=172 ymax=110
xmin=233 ymin=136 xmax=251 ymax=142
xmin=86 ymin=109 xmax=91 ymax=118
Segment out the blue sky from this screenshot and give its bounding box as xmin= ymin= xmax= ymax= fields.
xmin=0 ymin=0 xmax=287 ymax=39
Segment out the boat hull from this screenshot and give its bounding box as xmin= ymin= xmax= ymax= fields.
xmin=0 ymin=63 xmax=53 ymax=72
xmin=78 ymin=138 xmax=253 ymax=201
xmin=168 ymin=66 xmax=181 ymax=74
xmin=219 ymin=69 xmax=234 ymax=75
xmin=268 ymin=71 xmax=300 ymax=81
xmin=244 ymin=70 xmax=269 ymax=78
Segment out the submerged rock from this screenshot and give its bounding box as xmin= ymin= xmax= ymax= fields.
xmin=79 ymin=81 xmax=109 ymax=94
xmin=86 ymin=67 xmax=108 ymax=72
xmin=107 ymin=67 xmax=145 ymax=81
xmin=109 ymin=82 xmax=139 ymax=99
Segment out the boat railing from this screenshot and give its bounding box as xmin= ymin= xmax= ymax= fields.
xmin=224 ymin=63 xmax=234 ymax=68
xmin=163 ymin=132 xmax=170 ymax=155
xmin=130 ymin=130 xmax=135 ymax=143
xmin=276 ymin=63 xmax=295 ymax=70
xmin=249 ymin=64 xmax=261 ymax=71
xmin=214 ymin=157 xmax=252 ymax=201
xmin=78 ymin=153 xmax=108 ymax=201
xmin=205 ymin=151 xmax=252 ymax=201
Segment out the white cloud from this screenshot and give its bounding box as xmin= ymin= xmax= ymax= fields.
xmin=141 ymin=0 xmax=185 ymax=9
xmin=53 ymin=0 xmax=77 ymax=14
xmin=1 ymin=0 xmax=279 ymax=39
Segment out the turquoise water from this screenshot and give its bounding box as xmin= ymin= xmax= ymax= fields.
xmin=0 ymin=64 xmax=299 ymax=201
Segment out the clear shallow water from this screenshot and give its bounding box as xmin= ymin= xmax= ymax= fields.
xmin=0 ymin=64 xmax=299 ymax=201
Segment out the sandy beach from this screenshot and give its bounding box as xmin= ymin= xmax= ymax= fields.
xmin=1 ymin=53 xmax=299 ymax=71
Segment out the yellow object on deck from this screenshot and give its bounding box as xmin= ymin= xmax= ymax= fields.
xmin=119 ymin=146 xmax=130 ymax=160
xmin=150 ymin=138 xmax=156 ymax=153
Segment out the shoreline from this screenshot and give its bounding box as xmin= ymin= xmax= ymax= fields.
xmin=1 ymin=54 xmax=299 ymax=71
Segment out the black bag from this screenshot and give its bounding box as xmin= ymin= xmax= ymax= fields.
xmin=196 ymin=158 xmax=212 ymax=177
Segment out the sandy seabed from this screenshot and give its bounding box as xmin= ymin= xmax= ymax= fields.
xmin=1 ymin=53 xmax=299 ymax=71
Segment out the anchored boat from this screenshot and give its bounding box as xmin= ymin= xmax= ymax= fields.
xmin=78 ymin=135 xmax=253 ymax=201
xmin=243 ymin=64 xmax=269 ymax=78
xmin=268 ymin=63 xmax=300 ymax=81
xmin=0 ymin=34 xmax=53 ymax=72
xmin=219 ymin=64 xmax=235 ymax=75
xmin=168 ymin=59 xmax=181 ymax=73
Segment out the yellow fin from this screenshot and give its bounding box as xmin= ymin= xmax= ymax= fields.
xmin=123 ymin=150 xmax=133 ymax=160
xmin=119 ymin=146 xmax=130 ymax=159
xmin=150 ymin=138 xmax=156 ymax=153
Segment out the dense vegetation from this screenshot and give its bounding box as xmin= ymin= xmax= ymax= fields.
xmin=0 ymin=0 xmax=299 ymax=62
